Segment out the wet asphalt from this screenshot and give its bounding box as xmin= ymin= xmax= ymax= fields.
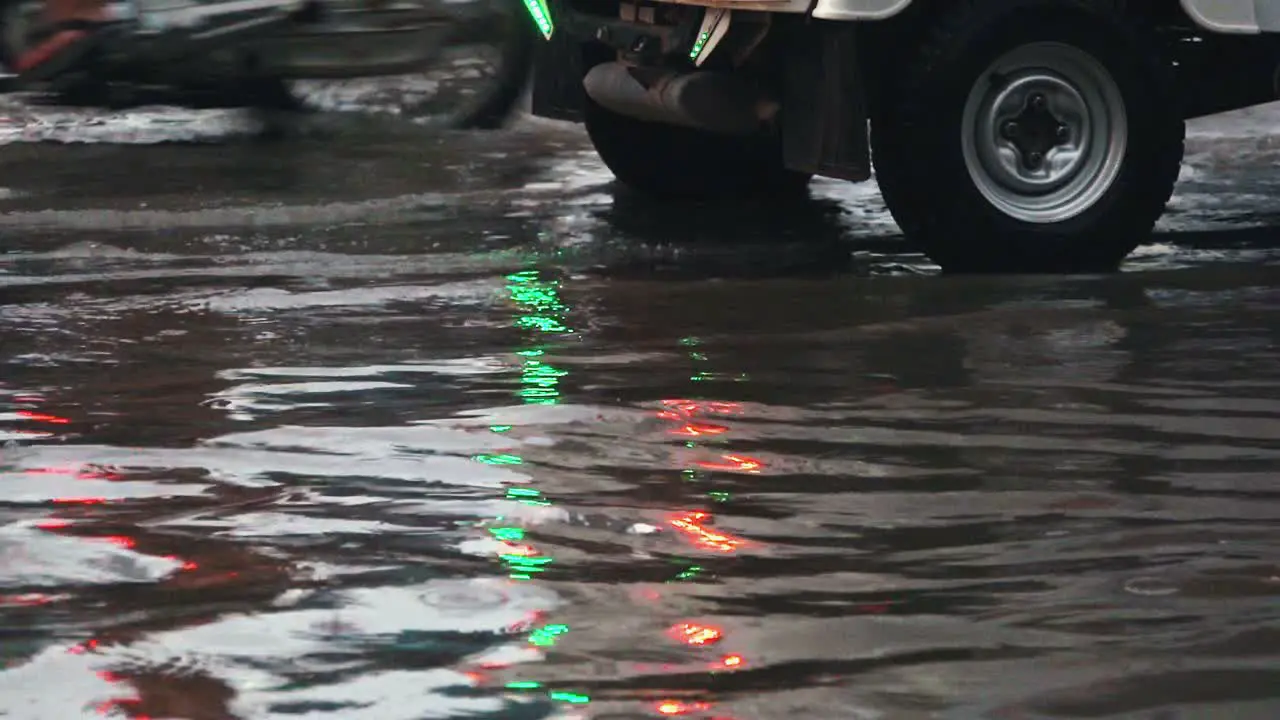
xmin=0 ymin=95 xmax=1278 ymax=269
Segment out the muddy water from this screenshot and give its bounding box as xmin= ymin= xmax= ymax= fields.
xmin=2 ymin=108 xmax=1280 ymax=719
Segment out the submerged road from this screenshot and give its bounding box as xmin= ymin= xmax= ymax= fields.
xmin=1 ymin=90 xmax=1278 ymax=720
xmin=0 ymin=93 xmax=1279 ymax=275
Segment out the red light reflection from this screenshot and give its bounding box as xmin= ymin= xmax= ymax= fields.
xmin=694 ymin=455 xmax=763 ymax=473
xmin=671 ymin=423 xmax=729 ymax=438
xmin=93 ymin=671 xmax=140 ymax=715
xmin=23 ymin=466 xmax=78 ymax=475
xmin=93 ymin=699 xmax=145 ymax=718
xmin=68 ymin=639 xmax=99 ymax=655
xmin=502 ymin=609 xmax=546 ymax=635
xmin=660 ymin=400 xmax=741 ymax=416
xmin=22 ymin=466 xmax=124 ymax=505
xmin=719 ymin=654 xmax=743 ymax=669
xmin=92 ymin=669 xmax=147 ymax=718
xmin=16 ymin=410 xmax=70 ymax=424
xmin=25 ymin=465 xmax=122 ymax=481
xmin=656 ymin=700 xmax=712 ymax=716
xmin=34 ymin=521 xmax=201 ymax=576
xmin=0 ymin=593 xmax=54 ymax=607
xmin=500 ymin=541 xmax=539 ymax=557
xmin=669 ymin=511 xmax=745 ymax=553
xmin=667 ymin=623 xmax=723 ymax=646
xmin=168 ymin=557 xmax=200 ymax=572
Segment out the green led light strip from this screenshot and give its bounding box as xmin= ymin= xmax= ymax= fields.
xmin=521 ymin=0 xmax=554 ymax=39
xmin=689 ymin=8 xmax=729 ymax=64
xmin=689 ymin=31 xmax=710 ymax=61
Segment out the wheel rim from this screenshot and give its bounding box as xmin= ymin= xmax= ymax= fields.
xmin=960 ymin=42 xmax=1128 ymax=224
xmin=293 ymin=0 xmax=530 ymax=128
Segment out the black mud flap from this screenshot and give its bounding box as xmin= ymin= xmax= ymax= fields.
xmin=530 ymin=0 xmax=588 ymax=123
xmin=780 ymin=20 xmax=870 ymax=182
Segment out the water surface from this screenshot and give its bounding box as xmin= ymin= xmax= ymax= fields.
xmin=1 ymin=121 xmax=1279 ymax=720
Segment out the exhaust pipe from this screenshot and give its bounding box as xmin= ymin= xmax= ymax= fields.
xmin=583 ymin=61 xmax=770 ymax=136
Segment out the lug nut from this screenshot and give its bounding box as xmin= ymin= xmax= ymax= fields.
xmin=1001 ymin=120 xmax=1019 ymax=139
xmin=1055 ymin=124 xmax=1070 ymax=142
xmin=1029 ymin=93 xmax=1047 ymax=110
xmin=1027 ymin=151 xmax=1044 ymax=168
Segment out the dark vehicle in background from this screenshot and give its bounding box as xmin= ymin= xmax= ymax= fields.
xmin=0 ymin=0 xmax=533 ymax=128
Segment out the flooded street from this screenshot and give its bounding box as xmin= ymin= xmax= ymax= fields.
xmin=1 ymin=99 xmax=1279 ymax=719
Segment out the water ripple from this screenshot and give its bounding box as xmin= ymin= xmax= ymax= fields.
xmin=2 ymin=130 xmax=1279 ymax=719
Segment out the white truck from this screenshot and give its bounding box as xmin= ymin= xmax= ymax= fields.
xmin=518 ymin=0 xmax=1280 ymax=272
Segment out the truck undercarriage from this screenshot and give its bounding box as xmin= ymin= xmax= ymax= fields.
xmin=524 ymin=0 xmax=1280 ymax=272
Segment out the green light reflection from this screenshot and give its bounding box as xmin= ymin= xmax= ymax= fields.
xmin=491 ymin=269 xmax=582 ymax=702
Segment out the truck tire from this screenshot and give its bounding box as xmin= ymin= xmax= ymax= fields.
xmin=870 ymin=0 xmax=1185 ymax=273
xmin=584 ymin=97 xmax=810 ymax=199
